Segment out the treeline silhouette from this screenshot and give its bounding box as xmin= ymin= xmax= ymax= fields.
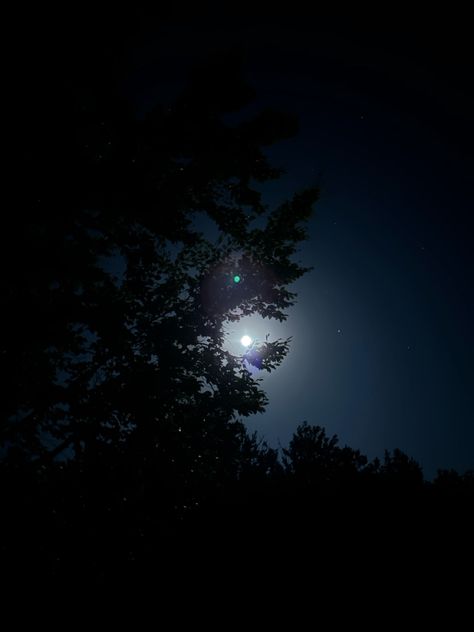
xmin=2 ymin=35 xmax=472 ymax=587
xmin=1 ymin=421 xmax=473 ymax=586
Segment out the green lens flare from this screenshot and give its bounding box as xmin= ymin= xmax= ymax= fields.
xmin=233 ymin=275 xmax=241 ymax=283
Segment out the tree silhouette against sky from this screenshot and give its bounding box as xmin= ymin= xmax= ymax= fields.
xmin=2 ymin=10 xmax=473 ymax=595
xmin=2 ymin=54 xmax=318 ymax=522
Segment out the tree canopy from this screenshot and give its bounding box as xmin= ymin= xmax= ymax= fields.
xmin=2 ymin=55 xmax=318 ymax=513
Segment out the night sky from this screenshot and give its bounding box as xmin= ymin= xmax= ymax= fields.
xmin=22 ymin=10 xmax=474 ymax=478
xmin=119 ymin=13 xmax=473 ymax=479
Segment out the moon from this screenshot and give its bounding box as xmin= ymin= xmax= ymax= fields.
xmin=240 ymin=335 xmax=253 ymax=347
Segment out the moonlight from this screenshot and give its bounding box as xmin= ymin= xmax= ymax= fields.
xmin=240 ymin=335 xmax=253 ymax=348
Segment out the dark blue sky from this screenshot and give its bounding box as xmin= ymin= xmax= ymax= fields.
xmin=125 ymin=13 xmax=473 ymax=477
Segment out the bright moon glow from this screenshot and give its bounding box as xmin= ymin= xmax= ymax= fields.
xmin=240 ymin=335 xmax=253 ymax=347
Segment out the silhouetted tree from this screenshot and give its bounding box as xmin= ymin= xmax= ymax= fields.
xmin=2 ymin=48 xmax=318 ymax=545
xmin=380 ymin=448 xmax=424 ymax=489
xmin=282 ymin=422 xmax=368 ymax=488
xmin=433 ymin=468 xmax=474 ymax=496
xmin=4 ymin=23 xmax=471 ymax=586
